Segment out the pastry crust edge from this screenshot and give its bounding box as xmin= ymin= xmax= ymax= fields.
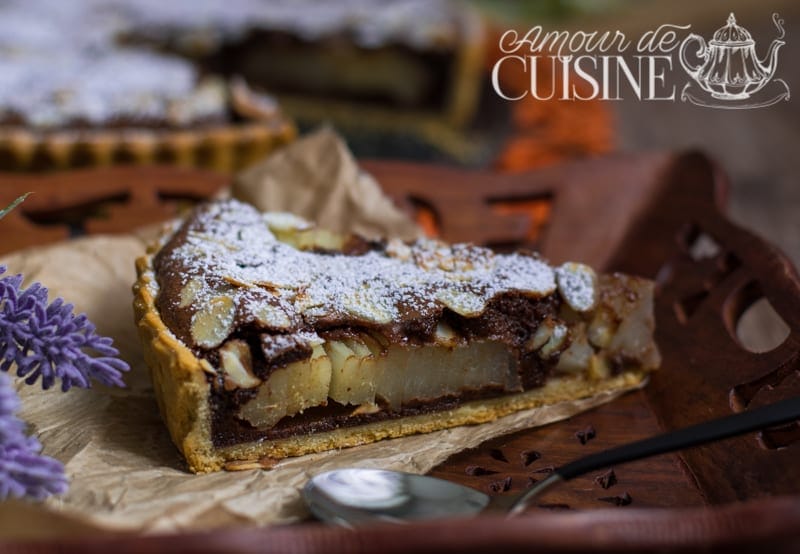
xmin=0 ymin=118 xmax=295 ymax=173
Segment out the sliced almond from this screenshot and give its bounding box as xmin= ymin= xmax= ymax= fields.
xmin=223 ymin=456 xmax=279 ymax=471
xmin=186 ymin=231 xmax=240 ymax=252
xmin=179 ymin=278 xmax=204 ymax=308
xmin=556 ymin=263 xmax=598 ymax=313
xmin=412 ymin=241 xmax=446 ymax=271
xmin=251 ymin=302 xmax=295 ymax=330
xmin=223 ymin=275 xmax=255 ymax=288
xmin=539 ymin=323 xmax=568 ymax=358
xmin=450 ymin=244 xmax=495 ymax=272
xmin=525 ymin=319 xmax=554 ymax=352
xmin=224 ymin=460 xmax=262 ymax=472
xmin=257 ymin=456 xmax=280 ymax=470
xmin=341 ymin=287 xmax=395 ymax=325
xmin=190 ymin=295 xmax=236 ymax=349
xmin=436 ymin=288 xmax=486 ymax=317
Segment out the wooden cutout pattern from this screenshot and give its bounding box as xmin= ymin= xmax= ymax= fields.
xmin=605 ymin=151 xmax=800 ymax=503
xmin=0 ymin=167 xmax=230 ymax=255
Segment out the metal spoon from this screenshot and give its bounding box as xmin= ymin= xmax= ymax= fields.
xmin=303 ymin=396 xmax=800 ymax=526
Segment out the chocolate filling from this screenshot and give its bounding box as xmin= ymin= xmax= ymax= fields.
xmin=210 ymin=385 xmax=512 ymax=448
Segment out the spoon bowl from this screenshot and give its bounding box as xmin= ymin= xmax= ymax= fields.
xmin=303 ymin=396 xmax=800 ymax=526
xmin=305 ymin=468 xmax=490 ymax=525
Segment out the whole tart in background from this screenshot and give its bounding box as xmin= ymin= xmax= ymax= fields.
xmin=0 ymin=1 xmax=297 ymax=172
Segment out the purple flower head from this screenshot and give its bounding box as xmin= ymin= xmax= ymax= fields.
xmin=0 ymin=372 xmax=68 ymax=500
xmin=0 ymin=266 xmax=130 ymax=391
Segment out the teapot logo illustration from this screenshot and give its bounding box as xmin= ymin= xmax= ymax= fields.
xmin=680 ymin=13 xmax=790 ymax=108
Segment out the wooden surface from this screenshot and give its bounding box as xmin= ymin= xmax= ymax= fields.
xmin=428 ymin=392 xmax=705 ymax=512
xmin=1 ymin=153 xmax=798 ymax=551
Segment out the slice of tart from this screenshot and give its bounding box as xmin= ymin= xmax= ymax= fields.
xmin=133 ymin=200 xmax=660 ymax=473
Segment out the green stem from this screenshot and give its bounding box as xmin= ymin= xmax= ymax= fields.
xmin=0 ymin=193 xmax=30 ymax=220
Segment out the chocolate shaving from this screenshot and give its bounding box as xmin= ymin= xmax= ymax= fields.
xmin=530 ymin=465 xmax=555 ymax=474
xmin=594 ymin=469 xmax=617 ymax=489
xmin=520 ymin=449 xmax=541 ymax=466
xmin=488 ymin=476 xmax=512 ymax=493
xmin=526 ymin=476 xmax=538 ymax=488
xmin=575 ymin=425 xmax=596 ymax=445
xmin=598 ymin=492 xmax=632 ymax=506
xmin=465 ymin=465 xmax=498 ymax=476
xmin=489 ymin=448 xmax=509 ymax=463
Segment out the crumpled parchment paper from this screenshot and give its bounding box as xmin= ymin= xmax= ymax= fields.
xmin=234 ymin=127 xmax=422 ymax=241
xmin=0 ymin=130 xmax=636 ymax=536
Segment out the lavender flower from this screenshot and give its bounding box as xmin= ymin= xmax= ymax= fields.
xmin=0 ymin=194 xmax=126 ymax=500
xmin=0 ymin=372 xmax=68 ymax=500
xmin=0 ymin=266 xmax=130 ymax=391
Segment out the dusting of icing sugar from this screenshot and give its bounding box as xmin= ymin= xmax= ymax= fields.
xmin=554 ymin=262 xmax=598 ymax=313
xmin=167 ymin=200 xmax=568 ymax=331
xmin=0 ymin=0 xmax=458 ymax=129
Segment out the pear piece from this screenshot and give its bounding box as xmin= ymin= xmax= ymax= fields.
xmin=239 ymin=344 xmax=331 ymax=428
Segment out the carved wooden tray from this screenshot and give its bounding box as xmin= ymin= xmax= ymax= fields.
xmin=1 ymin=152 xmax=798 ymax=552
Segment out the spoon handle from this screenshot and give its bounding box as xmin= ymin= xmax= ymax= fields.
xmin=558 ymin=396 xmax=799 ymax=480
xmin=508 ymin=396 xmax=800 ymax=516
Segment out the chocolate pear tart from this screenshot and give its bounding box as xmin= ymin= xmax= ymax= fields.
xmin=133 ymin=200 xmax=660 ymax=473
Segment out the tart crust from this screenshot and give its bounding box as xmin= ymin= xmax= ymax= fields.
xmin=0 ymin=86 xmax=295 ymax=173
xmin=0 ymin=119 xmax=295 ymax=173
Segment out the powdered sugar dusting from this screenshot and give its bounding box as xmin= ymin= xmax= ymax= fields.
xmin=164 ymin=200 xmax=566 ymax=339
xmin=0 ymin=0 xmax=458 ymax=129
xmin=555 ymin=263 xmax=598 ymax=313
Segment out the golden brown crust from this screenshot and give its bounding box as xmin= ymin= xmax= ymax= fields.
xmin=134 ymin=255 xmax=216 ymax=472
xmin=134 ymin=250 xmax=649 ymax=473
xmin=1 ymin=118 xmax=296 ymax=173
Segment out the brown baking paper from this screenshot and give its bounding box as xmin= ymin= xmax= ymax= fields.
xmin=233 ymin=127 xmax=422 ymax=241
xmin=0 ymin=131 xmax=641 ymax=536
